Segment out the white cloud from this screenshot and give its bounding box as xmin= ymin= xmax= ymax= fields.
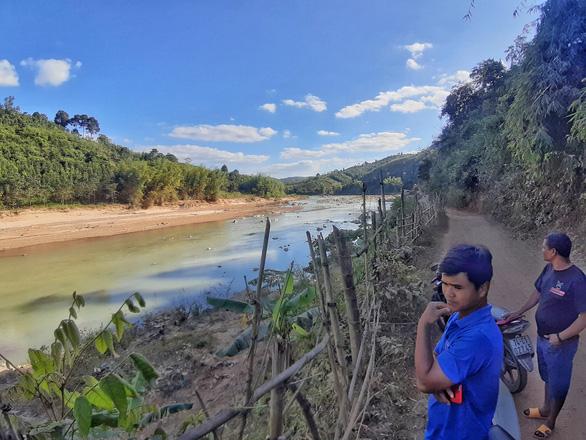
xmin=169 ymin=124 xmax=277 ymax=143
xmin=20 ymin=58 xmax=80 ymax=86
xmin=138 ymin=144 xmax=270 ymax=166
xmin=403 ymin=42 xmax=433 ymax=59
xmin=437 ymin=70 xmax=471 ymax=86
xmin=283 ymin=129 xmax=292 ymax=139
xmin=261 ymin=157 xmax=360 ymax=178
xmin=260 ymin=103 xmax=276 ymax=113
xmin=406 ymin=58 xmax=423 ymax=70
xmin=282 ymin=94 xmax=327 ymax=112
xmin=317 ymin=130 xmax=340 ymax=137
xmin=336 ymin=85 xmax=449 ymax=118
xmin=403 ymin=42 xmax=433 ymax=70
xmin=322 ymin=131 xmax=420 ymax=154
xmin=0 ymin=60 xmax=19 ymax=86
xmin=390 ymin=99 xmax=428 ymax=113
xmin=280 ymin=147 xmax=329 ymax=160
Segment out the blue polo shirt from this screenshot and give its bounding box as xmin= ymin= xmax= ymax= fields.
xmin=425 ymin=305 xmax=503 ymax=440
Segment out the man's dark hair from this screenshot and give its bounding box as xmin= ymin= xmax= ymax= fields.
xmin=439 ymin=244 xmax=493 ymax=289
xmin=545 ymin=232 xmax=572 ymax=259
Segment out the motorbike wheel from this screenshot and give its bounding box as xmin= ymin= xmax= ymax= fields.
xmin=501 ymin=343 xmax=528 ymax=394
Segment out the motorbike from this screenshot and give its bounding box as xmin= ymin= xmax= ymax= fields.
xmin=429 ymin=264 xmax=534 ymax=394
xmin=492 ymin=306 xmax=534 ymax=394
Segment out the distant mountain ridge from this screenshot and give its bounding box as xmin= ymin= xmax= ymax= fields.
xmin=285 ymin=152 xmax=423 ymax=195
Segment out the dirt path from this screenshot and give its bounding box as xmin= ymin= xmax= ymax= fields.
xmin=438 ymin=209 xmax=586 ymax=440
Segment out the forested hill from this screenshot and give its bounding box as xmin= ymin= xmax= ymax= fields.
xmin=0 ymin=100 xmax=285 ymax=209
xmin=419 ymin=0 xmax=586 ymax=233
xmin=286 ymin=152 xmax=423 ymax=195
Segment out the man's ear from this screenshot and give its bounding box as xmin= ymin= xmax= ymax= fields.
xmin=478 ymin=281 xmax=490 ymax=299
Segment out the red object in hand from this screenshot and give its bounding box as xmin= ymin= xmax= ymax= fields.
xmin=448 ymin=384 xmax=463 ymax=404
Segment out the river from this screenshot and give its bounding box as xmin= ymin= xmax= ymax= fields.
xmin=0 ymin=196 xmax=375 ymax=362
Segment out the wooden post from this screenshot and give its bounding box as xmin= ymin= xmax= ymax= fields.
xmin=371 ymin=211 xmax=377 ymax=253
xmin=269 ymin=340 xmax=288 ymax=439
xmin=332 ymin=226 xmax=362 ymax=372
xmin=395 ymin=216 xmax=400 ymax=247
xmin=317 ymin=235 xmax=349 ymax=389
xmin=306 ymin=232 xmax=345 ymax=412
xmin=379 ymin=170 xmax=386 ymax=215
xmin=400 ymin=187 xmax=405 ymax=243
xmin=361 ymin=182 xmax=368 ymax=249
xmin=414 ymin=193 xmax=419 ymax=240
xmin=178 ymin=337 xmax=330 ymax=440
xmin=377 ymin=199 xmax=384 ymax=243
xmin=239 ymin=218 xmax=271 ymax=439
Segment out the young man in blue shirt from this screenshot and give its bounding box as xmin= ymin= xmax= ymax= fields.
xmin=506 ymin=232 xmax=586 ymax=438
xmin=415 ymin=244 xmax=503 ymax=440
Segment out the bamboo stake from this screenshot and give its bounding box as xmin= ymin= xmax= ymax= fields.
xmin=361 ymin=182 xmax=368 ymax=246
xmin=286 ymin=382 xmax=321 ymax=440
xmin=316 ymin=234 xmax=349 ymax=390
xmin=194 ymin=391 xmax=221 ymax=440
xmin=332 ymin=226 xmax=361 ymax=372
xmin=340 ymin=306 xmax=380 ymax=440
xmin=377 ymin=199 xmax=384 ymax=243
xmin=306 ymin=232 xmax=345 ymax=407
xmin=239 ymin=218 xmax=271 ymax=440
xmin=269 ymin=340 xmax=288 ymax=439
xmin=317 ymin=235 xmax=350 ymax=435
xmin=400 ymin=187 xmax=405 ymax=243
xmin=379 ymin=170 xmax=386 ymax=215
xmin=371 ymin=211 xmax=377 ymax=253
xmin=178 ymin=336 xmax=330 ymax=440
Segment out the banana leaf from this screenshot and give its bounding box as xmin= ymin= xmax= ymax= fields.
xmin=216 ymin=307 xmax=320 ymax=357
xmin=216 ymin=322 xmax=270 ymax=357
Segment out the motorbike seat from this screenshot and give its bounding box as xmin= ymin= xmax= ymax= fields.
xmin=491 ymin=305 xmax=509 ymax=321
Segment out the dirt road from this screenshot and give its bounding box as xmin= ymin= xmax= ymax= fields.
xmin=438 ymin=209 xmax=586 ymax=440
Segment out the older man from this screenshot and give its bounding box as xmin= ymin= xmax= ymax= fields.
xmin=507 ymin=232 xmax=586 ymax=439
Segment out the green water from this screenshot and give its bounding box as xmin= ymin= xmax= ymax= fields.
xmin=0 ymin=196 xmax=370 ymax=362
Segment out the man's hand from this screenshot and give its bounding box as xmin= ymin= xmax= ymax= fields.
xmin=545 ymin=333 xmax=562 ymax=346
xmin=419 ymin=302 xmax=452 ymax=326
xmin=433 ymin=387 xmax=455 ymax=404
xmin=501 ymin=310 xmax=523 ymax=323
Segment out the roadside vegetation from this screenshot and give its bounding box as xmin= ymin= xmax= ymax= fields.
xmin=419 ymin=0 xmax=586 ymax=234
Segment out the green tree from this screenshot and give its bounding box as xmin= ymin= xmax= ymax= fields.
xmin=54 ymin=110 xmax=70 ymax=128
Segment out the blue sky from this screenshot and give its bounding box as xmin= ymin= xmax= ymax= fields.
xmin=0 ymin=1 xmax=536 ymax=177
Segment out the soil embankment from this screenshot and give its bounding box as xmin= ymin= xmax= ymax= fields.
xmin=437 ymin=209 xmax=586 ymax=440
xmin=0 ymin=197 xmax=298 ymax=252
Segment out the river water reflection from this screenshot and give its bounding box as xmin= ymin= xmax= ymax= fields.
xmin=0 ymin=196 xmax=374 ymax=362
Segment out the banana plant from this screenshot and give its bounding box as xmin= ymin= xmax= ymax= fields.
xmin=207 ymin=266 xmax=318 ymax=357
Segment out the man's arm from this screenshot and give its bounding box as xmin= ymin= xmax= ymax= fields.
xmin=415 ymin=303 xmax=453 ymax=393
xmin=507 ymin=290 xmax=540 ymax=320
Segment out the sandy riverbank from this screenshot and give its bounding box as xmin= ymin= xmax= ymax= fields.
xmin=0 ymin=197 xmax=299 ymax=252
